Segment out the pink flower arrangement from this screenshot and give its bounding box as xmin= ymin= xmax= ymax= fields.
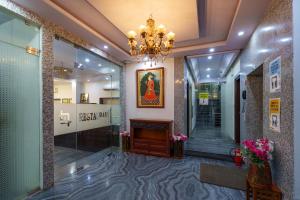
xmin=242 ymin=138 xmax=274 ymax=166
xmin=172 ymin=133 xmax=188 ymax=142
xmin=120 ymin=131 xmax=130 ymax=137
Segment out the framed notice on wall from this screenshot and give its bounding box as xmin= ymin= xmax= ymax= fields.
xmin=269 ymin=98 xmax=281 ymax=132
xmin=269 ymin=56 xmax=281 ymax=93
xmin=199 ymin=92 xmax=209 ymax=105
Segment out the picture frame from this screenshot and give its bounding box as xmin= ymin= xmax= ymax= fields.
xmin=80 ymin=93 xmax=89 ymax=104
xmin=136 ymin=67 xmax=164 ymax=108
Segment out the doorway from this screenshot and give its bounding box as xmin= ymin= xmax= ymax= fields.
xmin=186 ymin=80 xmax=193 ymax=137
xmin=234 ymin=76 xmax=240 ymax=144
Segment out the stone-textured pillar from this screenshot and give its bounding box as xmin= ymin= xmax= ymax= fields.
xmin=41 ymin=26 xmax=54 ymax=188
xmin=174 ymin=57 xmax=185 ymax=134
xmin=120 ymin=65 xmax=126 ymax=132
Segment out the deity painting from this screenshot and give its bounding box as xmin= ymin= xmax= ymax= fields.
xmin=136 ymin=67 xmax=164 ymax=108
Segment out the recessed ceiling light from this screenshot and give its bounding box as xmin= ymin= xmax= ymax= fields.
xmin=206 ymin=68 xmax=211 ymax=71
xmin=262 ymin=26 xmax=275 ymax=32
xmin=208 ymin=56 xmax=212 ymax=60
xmin=98 ymin=64 xmax=102 ymax=67
xmin=87 ymin=80 xmax=90 ymax=82
xmin=63 ymin=69 xmax=67 ymax=72
xmin=206 ymin=74 xmax=210 ymax=78
xmin=258 ymin=49 xmax=269 ymax=53
xmin=85 ymin=58 xmax=90 ymax=63
xmin=209 ymin=48 xmax=215 ymax=52
xmin=90 ymin=48 xmax=95 ymax=51
xmin=238 ymin=31 xmax=245 ymax=36
xmin=104 ymin=45 xmax=108 ymax=49
xmin=280 ymin=37 xmax=292 ymax=42
xmin=105 ymin=77 xmax=109 ymax=80
xmin=111 ymin=69 xmax=115 ymax=72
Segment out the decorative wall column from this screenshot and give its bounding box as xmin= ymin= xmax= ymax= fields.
xmin=41 ymin=26 xmax=55 ymax=188
xmin=239 ymin=0 xmax=293 ymax=198
xmin=174 ymin=57 xmax=185 ymax=134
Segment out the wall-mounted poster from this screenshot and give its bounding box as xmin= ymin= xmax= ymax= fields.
xmin=269 ymin=98 xmax=280 ymax=132
xmin=269 ymin=56 xmax=281 ymax=93
xmin=136 ymin=67 xmax=164 ymax=108
xmin=199 ymin=92 xmax=209 ymax=105
xmin=80 ymin=93 xmax=89 ymax=103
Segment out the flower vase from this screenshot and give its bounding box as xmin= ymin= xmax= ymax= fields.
xmin=122 ymin=136 xmax=130 ymax=152
xmin=248 ymin=161 xmax=272 ymax=187
xmin=174 ymin=140 xmax=184 ymax=158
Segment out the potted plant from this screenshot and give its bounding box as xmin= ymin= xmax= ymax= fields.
xmin=242 ymin=138 xmax=274 ymax=186
xmin=120 ymin=131 xmax=130 ymax=152
xmin=172 ymin=133 xmax=188 ymax=158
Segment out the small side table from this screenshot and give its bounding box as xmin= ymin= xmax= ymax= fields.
xmin=246 ymin=177 xmax=282 ymax=200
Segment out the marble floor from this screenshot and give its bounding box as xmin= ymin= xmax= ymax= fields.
xmin=185 ymin=126 xmax=238 ymax=158
xmin=54 ymin=146 xmax=94 ymax=181
xmin=29 ymin=150 xmax=245 ymax=200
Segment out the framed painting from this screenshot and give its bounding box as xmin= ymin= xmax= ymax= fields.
xmin=136 ymin=67 xmax=164 ymax=108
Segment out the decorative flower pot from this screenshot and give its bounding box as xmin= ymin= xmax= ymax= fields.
xmin=248 ymin=161 xmax=272 ymax=186
xmin=174 ymin=140 xmax=184 ymax=158
xmin=122 ymin=136 xmax=130 ymax=152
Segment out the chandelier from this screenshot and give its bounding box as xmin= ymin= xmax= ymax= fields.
xmin=127 ymin=15 xmax=175 ymax=65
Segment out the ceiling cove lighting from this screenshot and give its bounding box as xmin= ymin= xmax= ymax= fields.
xmin=85 ymin=58 xmax=90 ymax=63
xmin=209 ymin=48 xmax=215 ymax=52
xmin=208 ymin=56 xmax=212 ymax=60
xmin=238 ymin=31 xmax=245 ymax=36
xmin=127 ymin=15 xmax=175 ymax=66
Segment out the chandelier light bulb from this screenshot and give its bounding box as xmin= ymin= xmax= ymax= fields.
xmin=167 ymin=32 xmax=175 ymax=40
xmin=139 ymin=25 xmax=147 ymax=33
xmin=127 ymin=30 xmax=137 ymax=39
xmin=157 ymin=24 xmax=166 ymax=34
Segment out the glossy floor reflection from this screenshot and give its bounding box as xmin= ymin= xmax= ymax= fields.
xmin=29 ymin=151 xmax=245 ymax=200
xmin=185 ymin=127 xmax=238 ymax=157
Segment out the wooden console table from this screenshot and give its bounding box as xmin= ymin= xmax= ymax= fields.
xmin=246 ymin=177 xmax=282 ymax=200
xmin=130 ymin=118 xmax=172 ymax=157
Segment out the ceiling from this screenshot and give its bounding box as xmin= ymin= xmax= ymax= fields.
xmin=188 ymin=51 xmax=239 ymax=83
xmin=12 ymin=0 xmax=270 ymax=63
xmin=53 ymin=39 xmax=120 ymax=82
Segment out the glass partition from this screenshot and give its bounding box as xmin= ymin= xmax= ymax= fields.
xmin=0 ymin=9 xmax=41 ymax=200
xmin=53 ymin=38 xmax=121 ymax=179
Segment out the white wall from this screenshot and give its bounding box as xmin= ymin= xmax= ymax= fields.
xmin=54 ymin=81 xmax=75 ymax=103
xmin=83 ymin=80 xmax=120 ymax=104
xmin=125 ymin=58 xmax=175 ymax=130
xmin=293 ymin=0 xmax=300 ymax=198
xmin=221 ymin=59 xmax=240 ymax=140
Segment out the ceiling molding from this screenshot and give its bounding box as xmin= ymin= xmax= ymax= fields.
xmin=45 ymin=0 xmax=130 ymax=58
xmin=196 ymin=0 xmax=207 ymax=37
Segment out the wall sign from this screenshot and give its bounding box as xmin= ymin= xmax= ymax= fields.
xmin=199 ymin=92 xmax=209 ymax=105
xmin=269 ymin=98 xmax=281 ymax=132
xmin=54 ymin=103 xmax=111 ymax=135
xmin=269 ymin=56 xmax=281 ymax=93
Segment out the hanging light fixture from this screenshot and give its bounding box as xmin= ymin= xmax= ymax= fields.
xmin=127 ymin=15 xmax=175 ymax=66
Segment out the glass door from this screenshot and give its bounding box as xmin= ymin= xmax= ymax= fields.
xmin=0 ymin=9 xmax=41 ymax=200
